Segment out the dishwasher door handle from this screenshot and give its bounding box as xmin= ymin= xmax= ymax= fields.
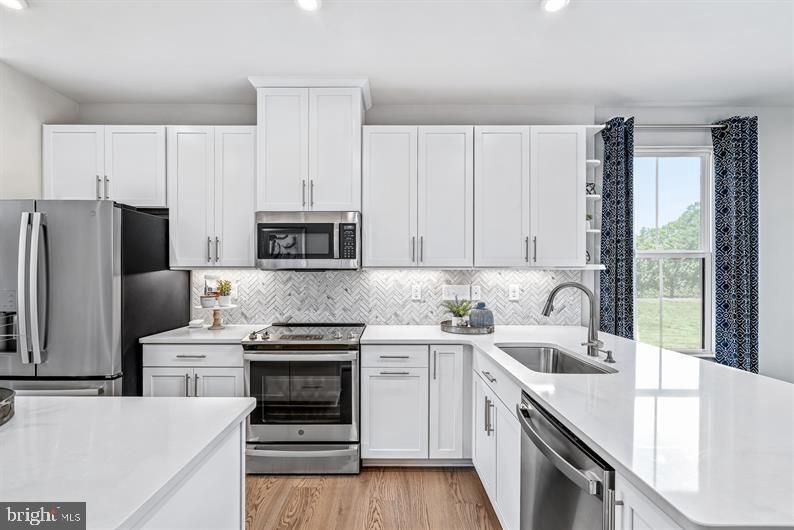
xmin=517 ymin=402 xmax=602 ymax=496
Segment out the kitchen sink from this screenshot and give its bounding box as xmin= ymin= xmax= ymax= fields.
xmin=496 ymin=345 xmax=617 ymax=374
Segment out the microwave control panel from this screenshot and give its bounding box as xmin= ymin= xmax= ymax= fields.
xmin=340 ymin=224 xmax=357 ymax=259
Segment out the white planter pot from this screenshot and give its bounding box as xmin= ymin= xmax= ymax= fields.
xmin=218 ymin=295 xmax=232 ymax=307
xmin=450 ymin=316 xmax=462 ymax=326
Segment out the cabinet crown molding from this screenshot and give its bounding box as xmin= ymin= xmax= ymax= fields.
xmin=248 ymin=76 xmax=372 ymax=110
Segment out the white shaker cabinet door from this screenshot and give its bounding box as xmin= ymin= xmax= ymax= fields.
xmin=429 ymin=345 xmax=464 ymax=459
xmin=214 ymin=126 xmax=256 ymax=267
xmin=362 ymin=126 xmax=418 ymax=267
xmin=529 ymin=126 xmax=587 ymax=267
xmin=474 ymin=126 xmax=531 ymax=267
xmin=256 ymin=88 xmax=309 ymax=211
xmin=417 ymin=126 xmax=473 ymax=268
xmin=361 ymin=367 xmax=428 ymax=459
xmin=143 ymin=367 xmax=192 ymax=397
xmin=167 ymin=126 xmax=215 ymax=268
xmin=42 ymin=125 xmax=104 ymax=200
xmin=308 ymin=88 xmax=362 ymax=211
xmin=615 ymin=473 xmax=683 ymax=530
xmin=194 ymin=367 xmax=245 ymax=397
xmin=472 ymin=372 xmax=497 ymax=499
xmin=495 ymin=398 xmax=522 ymax=530
xmin=104 ymin=126 xmax=166 ymax=207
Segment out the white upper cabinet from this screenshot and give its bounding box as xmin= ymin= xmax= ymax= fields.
xmin=104 ymin=126 xmax=166 ymax=207
xmin=429 ymin=345 xmax=464 ymax=459
xmin=168 ymin=127 xmax=215 ymax=268
xmin=255 ymin=86 xmax=363 ymax=212
xmin=362 ymin=126 xmax=418 ymax=267
xmin=474 ymin=126 xmax=531 ymax=267
xmin=530 ymin=126 xmax=587 ymax=267
xmin=309 ymin=88 xmax=362 ymax=211
xmin=255 ymin=88 xmax=308 ymax=211
xmin=168 ymin=126 xmax=255 ymax=268
xmin=43 ymin=125 xmax=166 ymax=207
xmin=417 ymin=126 xmax=474 ymax=268
xmin=43 ymin=125 xmax=105 ymax=201
xmin=214 ymin=126 xmax=256 ymax=267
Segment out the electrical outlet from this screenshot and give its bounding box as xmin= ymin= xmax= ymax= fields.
xmin=411 ymin=284 xmax=422 ymax=301
xmin=441 ymin=284 xmax=471 ymax=301
xmin=471 ymin=285 xmax=481 ymax=300
xmin=508 ymin=284 xmax=520 ymax=301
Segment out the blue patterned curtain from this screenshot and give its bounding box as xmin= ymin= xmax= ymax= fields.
xmin=712 ymin=117 xmax=759 ymax=372
xmin=599 ymin=117 xmax=635 ymax=339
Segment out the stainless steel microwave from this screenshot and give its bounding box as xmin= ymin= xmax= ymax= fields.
xmin=255 ymin=211 xmax=360 ymax=270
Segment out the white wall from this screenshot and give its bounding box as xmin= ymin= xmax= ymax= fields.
xmin=0 ymin=61 xmax=79 ymax=198
xmin=77 ymin=103 xmax=255 ymax=125
xmin=597 ymin=106 xmax=794 ymax=383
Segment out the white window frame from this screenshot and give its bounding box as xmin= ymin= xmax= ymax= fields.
xmin=633 ymin=146 xmax=714 ymax=356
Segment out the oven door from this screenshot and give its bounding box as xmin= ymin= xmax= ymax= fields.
xmin=245 ymin=351 xmax=358 ymax=443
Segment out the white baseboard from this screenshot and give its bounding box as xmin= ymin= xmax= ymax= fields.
xmin=362 ymin=458 xmax=473 ymax=468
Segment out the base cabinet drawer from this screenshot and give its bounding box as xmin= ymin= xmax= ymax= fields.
xmin=361 ymin=367 xmax=429 ymax=458
xmin=142 ymin=344 xmax=243 ymax=367
xmin=361 ymin=345 xmax=429 ymax=368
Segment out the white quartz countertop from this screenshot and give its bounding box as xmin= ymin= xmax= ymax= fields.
xmin=0 ymin=396 xmax=255 ymax=529
xmin=361 ymin=325 xmax=794 ymax=530
xmin=140 ymin=324 xmax=258 ymax=344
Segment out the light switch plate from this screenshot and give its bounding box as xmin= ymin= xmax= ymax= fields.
xmin=508 ymin=284 xmax=520 ymax=301
xmin=471 ymin=285 xmax=482 ymax=300
xmin=411 ymin=284 xmax=422 ymax=301
xmin=442 ymin=284 xmax=471 ymax=301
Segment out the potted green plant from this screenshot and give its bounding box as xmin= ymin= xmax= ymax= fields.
xmin=441 ymin=296 xmax=472 ymax=327
xmin=217 ymin=279 xmax=233 ymax=307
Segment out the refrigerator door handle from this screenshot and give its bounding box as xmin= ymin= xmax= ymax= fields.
xmin=16 ymin=213 xmax=31 ymax=364
xmin=28 ymin=213 xmax=46 ymax=364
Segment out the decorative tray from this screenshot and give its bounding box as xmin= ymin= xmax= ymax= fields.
xmin=0 ymin=388 xmax=15 ymax=427
xmin=440 ymin=320 xmax=494 ymax=335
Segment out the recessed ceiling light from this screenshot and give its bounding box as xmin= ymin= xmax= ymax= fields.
xmin=295 ymin=0 xmax=321 ymax=11
xmin=0 ymin=0 xmax=28 ymax=9
xmin=541 ymin=0 xmax=570 ymax=12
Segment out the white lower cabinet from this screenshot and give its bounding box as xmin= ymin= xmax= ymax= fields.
xmin=194 ymin=367 xmax=245 ymax=397
xmin=361 ymin=366 xmax=428 ymax=459
xmin=472 ymin=369 xmax=521 ymax=530
xmin=142 ymin=344 xmax=244 ymax=398
xmin=616 ymin=473 xmax=683 ymax=530
xmin=144 ymin=367 xmax=193 ymax=397
xmin=429 ymin=345 xmax=464 ymax=458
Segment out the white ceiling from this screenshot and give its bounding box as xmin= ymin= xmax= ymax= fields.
xmin=1 ymin=0 xmax=792 ymax=107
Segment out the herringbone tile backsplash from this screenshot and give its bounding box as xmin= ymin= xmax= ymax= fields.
xmin=191 ymin=269 xmax=582 ymax=326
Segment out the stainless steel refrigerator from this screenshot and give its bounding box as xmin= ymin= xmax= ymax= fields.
xmin=0 ymin=200 xmax=189 ymax=396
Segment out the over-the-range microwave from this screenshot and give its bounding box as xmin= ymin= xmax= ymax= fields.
xmin=255 ymin=211 xmax=360 ymax=270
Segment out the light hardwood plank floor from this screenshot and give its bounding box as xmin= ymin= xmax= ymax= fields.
xmin=246 ymin=467 xmax=502 ymax=530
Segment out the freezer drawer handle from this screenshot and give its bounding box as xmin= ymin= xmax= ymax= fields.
xmin=517 ymin=402 xmax=602 ymax=496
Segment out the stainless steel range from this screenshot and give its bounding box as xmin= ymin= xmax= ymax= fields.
xmin=243 ymin=322 xmax=364 ymax=474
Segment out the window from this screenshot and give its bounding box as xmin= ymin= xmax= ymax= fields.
xmin=633 ymin=148 xmax=713 ymax=354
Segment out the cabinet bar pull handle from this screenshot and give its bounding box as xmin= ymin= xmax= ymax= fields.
xmin=486 ymin=398 xmax=494 ymax=435
xmin=194 ymin=373 xmax=199 ymax=397
xmin=420 ymin=236 xmax=424 ymax=262
xmin=525 ymin=236 xmax=530 ymax=262
xmin=207 ymin=237 xmax=212 ymax=262
xmin=184 ymin=373 xmax=190 ymax=397
xmin=483 ymin=396 xmax=489 ymax=433
xmin=411 ymin=236 xmax=416 ymax=262
xmin=533 ymin=236 xmax=537 ymax=263
xmin=176 ymin=354 xmax=207 ymax=359
xmin=481 ymin=370 xmax=496 ymax=383
xmin=379 ymin=355 xmax=409 ymax=359
xmin=302 ymin=180 xmax=306 ymax=207
xmin=96 ymin=175 xmax=101 ymax=199
xmin=379 ymin=371 xmax=410 ymax=375
xmin=433 ymin=350 xmax=437 ymax=380
xmin=215 ymin=237 xmax=220 ymax=263
xmin=104 ymin=175 xmax=110 ymax=199
xmin=310 ymin=180 xmax=315 ymax=207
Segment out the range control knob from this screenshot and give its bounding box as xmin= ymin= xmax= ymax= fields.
xmin=248 ymin=331 xmax=258 ymax=341
xmin=348 ymin=331 xmax=359 ymax=340
xmin=332 ymin=330 xmax=342 ymax=340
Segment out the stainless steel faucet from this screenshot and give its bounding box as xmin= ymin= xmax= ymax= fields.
xmin=541 ymin=281 xmax=604 ymax=358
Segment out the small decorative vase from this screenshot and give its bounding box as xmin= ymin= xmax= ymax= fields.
xmin=218 ymin=295 xmax=232 ymax=307
xmin=469 ymin=302 xmax=495 ymax=328
xmin=450 ymin=316 xmax=462 ymax=326
xmin=200 ymin=295 xmax=217 ymax=308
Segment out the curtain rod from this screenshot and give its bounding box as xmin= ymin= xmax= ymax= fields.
xmin=610 ymin=123 xmax=728 ymax=130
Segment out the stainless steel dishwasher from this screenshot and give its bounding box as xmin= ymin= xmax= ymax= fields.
xmin=517 ymin=392 xmax=616 ymax=530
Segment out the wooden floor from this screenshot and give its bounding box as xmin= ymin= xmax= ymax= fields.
xmin=246 ymin=467 xmax=502 ymax=530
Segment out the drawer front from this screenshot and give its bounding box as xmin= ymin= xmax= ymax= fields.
xmin=473 ymin=351 xmax=521 ymax=417
xmin=142 ymin=344 xmax=244 ymax=367
xmin=361 ymin=345 xmax=429 ymax=368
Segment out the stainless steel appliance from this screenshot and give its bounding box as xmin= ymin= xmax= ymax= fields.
xmin=243 ymin=322 xmax=363 ymax=474
xmin=518 ymin=391 xmax=616 ymax=530
xmin=0 ymin=200 xmax=189 ymax=396
xmin=255 ymin=211 xmax=360 ymax=270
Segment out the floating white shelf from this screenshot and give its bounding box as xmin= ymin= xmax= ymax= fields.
xmin=586 ymin=194 xmax=601 ymax=200
xmin=586 ymin=159 xmax=602 ymax=167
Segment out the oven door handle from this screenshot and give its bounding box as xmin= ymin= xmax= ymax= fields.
xmin=246 ymin=445 xmax=358 ymax=459
xmin=244 ymin=351 xmax=358 ymax=362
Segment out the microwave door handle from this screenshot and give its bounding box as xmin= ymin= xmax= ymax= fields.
xmin=517 ymin=402 xmax=602 ymax=496
xmin=333 ymin=224 xmax=340 ymax=259
xmin=28 ymin=213 xmax=45 ymax=364
xmin=17 ymin=212 xmax=31 ymax=364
